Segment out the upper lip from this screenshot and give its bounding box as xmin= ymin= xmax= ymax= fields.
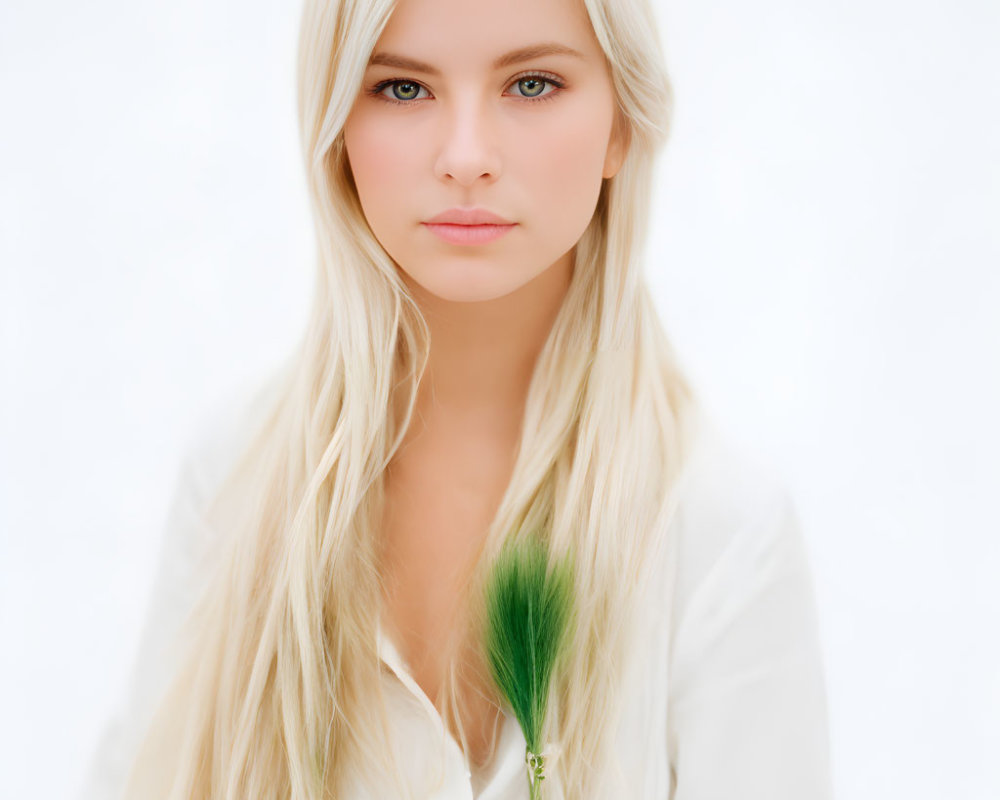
xmin=424 ymin=207 xmax=515 ymax=225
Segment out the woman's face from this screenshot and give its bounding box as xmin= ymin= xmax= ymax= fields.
xmin=342 ymin=0 xmax=628 ymax=303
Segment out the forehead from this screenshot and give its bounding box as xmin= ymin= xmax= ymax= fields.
xmin=371 ymin=0 xmax=601 ymax=70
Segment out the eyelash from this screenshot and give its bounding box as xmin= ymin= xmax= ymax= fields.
xmin=366 ymin=71 xmax=566 ymax=107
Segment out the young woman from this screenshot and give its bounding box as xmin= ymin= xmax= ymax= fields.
xmin=83 ymin=0 xmax=832 ymax=797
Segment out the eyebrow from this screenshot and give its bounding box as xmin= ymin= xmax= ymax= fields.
xmin=367 ymin=42 xmax=586 ymax=75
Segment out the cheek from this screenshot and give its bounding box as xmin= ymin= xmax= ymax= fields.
xmin=523 ymin=103 xmax=611 ymax=224
xmin=345 ymin=119 xmax=412 ymax=219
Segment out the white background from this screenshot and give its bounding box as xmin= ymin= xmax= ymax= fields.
xmin=1 ymin=0 xmax=997 ymax=797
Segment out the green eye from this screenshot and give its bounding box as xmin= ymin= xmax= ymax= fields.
xmin=389 ymin=81 xmax=423 ymax=101
xmin=516 ymin=78 xmax=546 ymax=98
xmin=370 ymin=73 xmax=564 ymax=106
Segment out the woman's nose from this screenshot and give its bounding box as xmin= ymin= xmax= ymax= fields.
xmin=433 ymin=98 xmax=503 ymax=187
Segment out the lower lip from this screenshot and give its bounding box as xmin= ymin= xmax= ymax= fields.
xmin=422 ymin=222 xmax=517 ymax=245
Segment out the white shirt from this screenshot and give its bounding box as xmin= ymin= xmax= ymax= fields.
xmin=80 ymin=375 xmax=833 ymax=800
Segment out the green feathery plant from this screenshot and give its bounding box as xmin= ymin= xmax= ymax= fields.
xmin=484 ymin=534 xmax=575 ymax=800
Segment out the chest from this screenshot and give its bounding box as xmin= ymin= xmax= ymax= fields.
xmin=377 ymin=439 xmax=516 ymax=771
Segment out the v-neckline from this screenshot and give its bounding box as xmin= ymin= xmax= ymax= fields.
xmin=375 ymin=618 xmax=526 ymax=796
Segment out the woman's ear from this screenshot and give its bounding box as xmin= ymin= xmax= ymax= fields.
xmin=602 ymin=109 xmax=631 ymax=179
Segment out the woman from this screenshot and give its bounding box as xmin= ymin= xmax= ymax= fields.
xmin=83 ymin=0 xmax=832 ymax=797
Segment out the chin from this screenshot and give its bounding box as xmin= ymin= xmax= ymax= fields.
xmin=399 ymin=262 xmax=531 ymax=304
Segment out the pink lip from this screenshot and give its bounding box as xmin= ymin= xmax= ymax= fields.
xmin=422 ymin=222 xmax=516 ymax=245
xmin=425 ymin=207 xmax=514 ymax=225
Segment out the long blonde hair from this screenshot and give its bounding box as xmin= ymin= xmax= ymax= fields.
xmin=125 ymin=0 xmax=701 ymax=796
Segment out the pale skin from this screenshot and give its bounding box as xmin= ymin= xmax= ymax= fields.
xmin=342 ymin=0 xmax=629 ymax=774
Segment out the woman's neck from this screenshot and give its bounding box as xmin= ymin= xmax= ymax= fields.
xmin=401 ymin=249 xmax=574 ymax=438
